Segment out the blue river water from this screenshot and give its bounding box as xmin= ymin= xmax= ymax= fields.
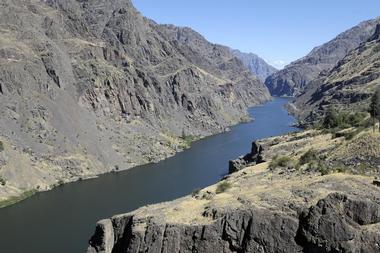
xmin=0 ymin=97 xmax=298 ymax=253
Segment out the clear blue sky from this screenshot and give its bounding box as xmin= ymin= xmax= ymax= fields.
xmin=132 ymin=0 xmax=379 ymax=69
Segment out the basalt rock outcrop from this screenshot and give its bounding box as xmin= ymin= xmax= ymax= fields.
xmin=228 ymin=141 xmax=265 ymax=173
xmin=88 ymin=186 xmax=380 ymax=253
xmin=297 ymin=193 xmax=380 ymax=253
xmin=0 ymin=0 xmax=270 ymax=202
xmin=265 ymin=17 xmax=380 ymax=96
xmin=87 ymin=130 xmax=380 ymax=253
xmin=88 ymin=205 xmax=302 ymax=253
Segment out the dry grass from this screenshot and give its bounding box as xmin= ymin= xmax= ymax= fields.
xmin=118 ymin=129 xmax=380 ymax=229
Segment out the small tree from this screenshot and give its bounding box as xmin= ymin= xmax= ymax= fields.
xmin=369 ymin=90 xmax=380 ymax=132
xmin=322 ymin=108 xmax=339 ymax=129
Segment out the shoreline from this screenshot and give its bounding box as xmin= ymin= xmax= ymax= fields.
xmin=0 ymin=100 xmax=268 ymax=209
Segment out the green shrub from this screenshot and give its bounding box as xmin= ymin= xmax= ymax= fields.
xmin=0 ymin=141 xmax=4 ymax=152
xmin=180 ymin=135 xmax=197 ymax=149
xmin=343 ymin=131 xmax=356 ymax=140
xmin=348 ymin=113 xmax=367 ymax=127
xmin=335 ymin=166 xmax=346 ymax=173
xmin=333 ymin=129 xmax=359 ymax=140
xmin=216 ymin=181 xmax=232 ymax=194
xmin=299 ymin=149 xmax=318 ymax=165
xmin=270 ymin=155 xmax=292 ymax=168
xmin=319 ymin=163 xmax=329 ymax=176
xmin=320 ymin=109 xmax=367 ymax=131
xmin=294 ymin=162 xmax=301 ymax=171
xmin=191 ymin=188 xmax=201 ymax=197
xmin=0 ymin=176 xmax=6 ymax=186
xmin=359 ymin=164 xmax=366 ymax=175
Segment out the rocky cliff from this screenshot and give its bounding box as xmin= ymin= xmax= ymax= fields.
xmin=231 ymin=49 xmax=277 ymax=82
xmin=292 ymin=24 xmax=380 ymax=124
xmin=265 ymin=17 xmax=380 ymax=96
xmin=87 ymin=130 xmax=380 ymax=253
xmin=0 ymin=0 xmax=270 ymax=204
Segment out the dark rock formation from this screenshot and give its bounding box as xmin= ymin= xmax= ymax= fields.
xmin=265 ymin=17 xmax=380 ymax=96
xmin=88 ymin=208 xmax=301 ymax=253
xmin=297 ymin=193 xmax=380 ymax=253
xmin=0 ymin=0 xmax=270 ymax=196
xmin=87 ymin=193 xmax=380 ymax=253
xmin=231 ymin=49 xmax=277 ymax=82
xmin=229 ymin=141 xmax=264 ymax=173
xmin=370 ymin=24 xmax=380 ymax=41
xmin=87 ymin=128 xmax=380 ymax=253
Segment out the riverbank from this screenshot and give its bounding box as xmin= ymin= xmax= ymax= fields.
xmin=0 ymin=104 xmax=254 ymax=209
xmin=0 ymin=98 xmax=298 ymax=253
xmin=88 ymin=128 xmax=380 ymax=253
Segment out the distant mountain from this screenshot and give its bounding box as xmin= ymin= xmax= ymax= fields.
xmin=265 ymin=17 xmax=380 ymax=96
xmin=231 ymin=49 xmax=277 ymax=81
xmin=292 ymin=24 xmax=380 ymax=124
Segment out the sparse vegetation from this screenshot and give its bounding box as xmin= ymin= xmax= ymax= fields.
xmin=299 ymin=149 xmax=318 ymax=165
xmin=297 ymin=149 xmax=332 ymax=175
xmin=0 ymin=141 xmax=4 ymax=152
xmin=332 ymin=162 xmax=346 ymax=173
xmin=369 ymin=90 xmax=380 ymax=132
xmin=269 ymin=155 xmax=293 ymax=168
xmin=0 ymin=190 xmax=37 ymax=208
xmin=216 ymin=181 xmax=232 ymax=194
xmin=359 ymin=164 xmax=366 ymax=175
xmin=0 ymin=176 xmax=6 ymax=186
xmin=191 ymin=188 xmax=201 ymax=197
xmin=179 ymin=134 xmax=198 ymax=149
xmin=319 ymin=163 xmax=329 ymax=176
xmin=320 ymin=108 xmax=367 ymax=130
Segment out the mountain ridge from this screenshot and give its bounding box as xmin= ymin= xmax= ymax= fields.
xmin=0 ymin=0 xmax=269 ymax=204
xmin=86 ymin=16 xmax=380 ymax=253
xmin=292 ymin=23 xmax=380 ymax=124
xmin=265 ymin=17 xmax=380 ymax=96
xmin=231 ymin=49 xmax=277 ymax=82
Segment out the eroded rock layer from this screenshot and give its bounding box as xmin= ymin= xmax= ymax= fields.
xmin=0 ymin=0 xmax=270 ymax=202
xmin=265 ymin=17 xmax=380 ymax=96
xmin=88 ymin=130 xmax=380 ymax=253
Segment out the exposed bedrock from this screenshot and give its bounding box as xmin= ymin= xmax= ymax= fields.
xmin=87 ymin=193 xmax=380 ymax=253
xmin=228 ymin=141 xmax=265 ymax=173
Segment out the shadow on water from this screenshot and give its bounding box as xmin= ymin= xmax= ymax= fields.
xmin=0 ymin=97 xmax=298 ymax=253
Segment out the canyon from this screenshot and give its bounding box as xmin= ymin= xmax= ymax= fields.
xmin=0 ymin=0 xmax=270 ymax=205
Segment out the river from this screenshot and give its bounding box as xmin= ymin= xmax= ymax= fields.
xmin=0 ymin=97 xmax=298 ymax=253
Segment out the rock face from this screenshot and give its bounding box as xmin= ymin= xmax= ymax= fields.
xmin=88 ymin=207 xmax=301 ymax=253
xmin=297 ymin=193 xmax=380 ymax=253
xmin=87 ymin=194 xmax=380 ymax=253
xmin=292 ymin=24 xmax=380 ymax=123
xmin=228 ymin=141 xmax=264 ymax=173
xmin=0 ymin=0 xmax=270 ymax=201
xmin=265 ymin=17 xmax=380 ymax=96
xmin=87 ymin=130 xmax=380 ymax=253
xmin=231 ymin=49 xmax=277 ymax=82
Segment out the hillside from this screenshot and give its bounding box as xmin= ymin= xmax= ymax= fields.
xmin=231 ymin=49 xmax=277 ymax=82
xmin=0 ymin=0 xmax=270 ymax=205
xmin=87 ymin=20 xmax=380 ymax=253
xmin=265 ymin=17 xmax=380 ymax=96
xmin=292 ymin=24 xmax=380 ymax=124
xmin=88 ymin=129 xmax=380 ymax=253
